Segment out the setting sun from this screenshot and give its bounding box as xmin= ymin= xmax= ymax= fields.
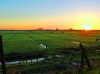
xmin=82 ymin=25 xmax=91 ymax=30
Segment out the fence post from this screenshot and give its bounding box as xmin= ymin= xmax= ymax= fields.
xmin=80 ymin=43 xmax=91 ymax=69
xmin=0 ymin=35 xmax=7 ymax=74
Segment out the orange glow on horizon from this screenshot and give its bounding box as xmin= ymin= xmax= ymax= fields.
xmin=0 ymin=12 xmax=99 ymax=30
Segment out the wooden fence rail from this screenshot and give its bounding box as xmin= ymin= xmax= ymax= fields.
xmin=44 ymin=43 xmax=91 ymax=72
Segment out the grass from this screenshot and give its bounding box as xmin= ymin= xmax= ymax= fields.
xmin=0 ymin=30 xmax=100 ymax=73
xmin=1 ymin=30 xmax=100 ymax=61
xmin=1 ymin=30 xmax=100 ymax=54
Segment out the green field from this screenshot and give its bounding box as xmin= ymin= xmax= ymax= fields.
xmin=0 ymin=30 xmax=100 ymax=74
xmin=0 ymin=30 xmax=100 ymax=54
xmin=1 ymin=30 xmax=100 ymax=62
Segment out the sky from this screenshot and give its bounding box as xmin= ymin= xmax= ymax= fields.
xmin=0 ymin=0 xmax=100 ymax=30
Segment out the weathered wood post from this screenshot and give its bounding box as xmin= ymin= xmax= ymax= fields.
xmin=80 ymin=43 xmax=91 ymax=69
xmin=0 ymin=35 xmax=7 ymax=74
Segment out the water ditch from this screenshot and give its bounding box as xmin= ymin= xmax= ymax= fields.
xmin=0 ymin=57 xmax=44 ymax=65
xmin=0 ymin=44 xmax=47 ymax=65
xmin=1 ymin=44 xmax=81 ymax=65
xmin=0 ymin=55 xmax=63 ymax=65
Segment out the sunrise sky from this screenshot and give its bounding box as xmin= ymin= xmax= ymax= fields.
xmin=0 ymin=0 xmax=100 ymax=30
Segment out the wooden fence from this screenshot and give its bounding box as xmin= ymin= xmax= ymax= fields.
xmin=43 ymin=43 xmax=91 ymax=72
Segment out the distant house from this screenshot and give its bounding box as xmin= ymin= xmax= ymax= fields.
xmin=56 ymin=28 xmax=58 ymax=30
xmin=39 ymin=28 xmax=43 ymax=30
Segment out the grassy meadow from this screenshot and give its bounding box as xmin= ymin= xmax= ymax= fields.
xmin=0 ymin=30 xmax=100 ymax=54
xmin=0 ymin=30 xmax=100 ymax=74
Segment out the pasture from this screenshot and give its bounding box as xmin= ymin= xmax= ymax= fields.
xmin=0 ymin=30 xmax=100 ymax=60
xmin=0 ymin=30 xmax=100 ymax=54
xmin=0 ymin=30 xmax=100 ymax=73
